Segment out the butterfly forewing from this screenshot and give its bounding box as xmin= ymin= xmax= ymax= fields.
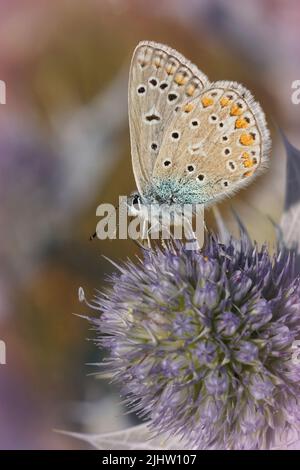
xmin=152 ymin=81 xmax=271 ymax=205
xmin=128 ymin=41 xmax=209 ymax=194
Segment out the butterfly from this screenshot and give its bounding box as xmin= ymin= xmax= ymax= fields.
xmin=128 ymin=40 xmax=271 ymax=214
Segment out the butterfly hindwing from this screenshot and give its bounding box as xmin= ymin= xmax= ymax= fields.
xmin=152 ymin=81 xmax=271 ymax=205
xmin=128 ymin=41 xmax=209 ymax=194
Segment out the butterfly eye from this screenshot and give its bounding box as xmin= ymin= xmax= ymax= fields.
xmin=132 ymin=194 xmax=140 ymax=205
xmin=163 ymin=159 xmax=172 ymax=167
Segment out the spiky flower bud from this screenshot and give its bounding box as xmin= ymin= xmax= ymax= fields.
xmin=91 ymin=235 xmax=300 ymax=449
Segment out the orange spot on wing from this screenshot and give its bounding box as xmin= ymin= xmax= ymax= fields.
xmin=184 ymin=103 xmax=194 ymax=113
xmin=241 ymin=151 xmax=258 ymax=168
xmin=241 ymin=151 xmax=252 ymax=168
xmin=230 ymin=103 xmax=243 ymax=116
xmin=201 ymin=96 xmax=214 ymax=107
xmin=175 ymin=73 xmax=188 ymax=86
xmin=239 ymin=133 xmax=254 ymax=146
xmin=220 ymin=96 xmax=232 ymax=107
xmin=235 ymin=117 xmax=249 ymax=129
xmin=186 ymin=84 xmax=195 ymax=96
xmin=243 ymin=170 xmax=254 ymax=178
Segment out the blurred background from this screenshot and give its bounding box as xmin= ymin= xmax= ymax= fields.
xmin=0 ymin=0 xmax=300 ymax=449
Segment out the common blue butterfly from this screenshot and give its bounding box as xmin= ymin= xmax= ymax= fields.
xmin=128 ymin=41 xmax=270 ymax=214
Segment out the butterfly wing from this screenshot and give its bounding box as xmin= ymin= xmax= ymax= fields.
xmin=128 ymin=41 xmax=209 ymax=195
xmin=151 ymin=81 xmax=271 ymax=205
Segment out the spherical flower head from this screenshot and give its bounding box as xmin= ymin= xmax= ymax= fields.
xmin=93 ymin=235 xmax=300 ymax=449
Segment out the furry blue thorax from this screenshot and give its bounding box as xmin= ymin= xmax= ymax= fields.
xmin=142 ymin=177 xmax=213 ymax=205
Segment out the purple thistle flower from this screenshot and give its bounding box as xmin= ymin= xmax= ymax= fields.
xmin=91 ymin=235 xmax=300 ymax=449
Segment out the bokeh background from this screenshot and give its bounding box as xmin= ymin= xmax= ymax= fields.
xmin=0 ymin=0 xmax=300 ymax=449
